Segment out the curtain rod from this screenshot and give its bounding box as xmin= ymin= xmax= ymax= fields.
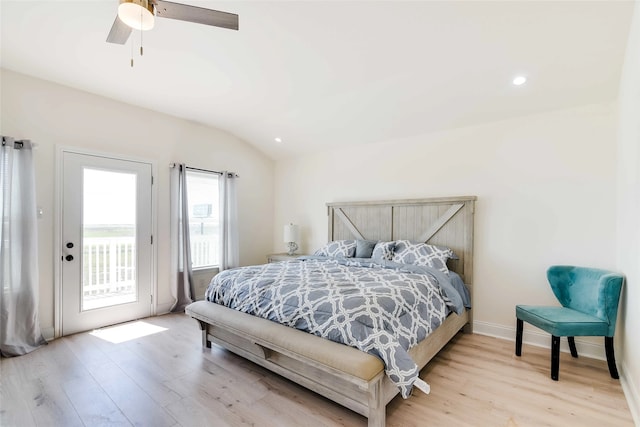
xmin=169 ymin=163 xmax=239 ymax=178
xmin=1 ymin=136 xmax=38 ymax=149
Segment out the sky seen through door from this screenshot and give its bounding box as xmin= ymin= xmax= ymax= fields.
xmin=83 ymin=168 xmax=136 ymax=226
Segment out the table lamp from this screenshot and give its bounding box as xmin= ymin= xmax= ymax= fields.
xmin=284 ymin=223 xmax=299 ymax=256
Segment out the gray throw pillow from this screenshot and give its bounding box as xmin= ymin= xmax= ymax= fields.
xmin=355 ymin=239 xmax=377 ymax=258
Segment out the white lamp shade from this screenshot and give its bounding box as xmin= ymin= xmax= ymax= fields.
xmin=283 ymin=224 xmax=299 ymax=243
xmin=118 ymin=0 xmax=155 ymax=31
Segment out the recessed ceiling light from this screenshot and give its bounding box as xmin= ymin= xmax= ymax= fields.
xmin=513 ymin=76 xmax=527 ymax=86
xmin=274 ymin=137 xmax=283 ymax=143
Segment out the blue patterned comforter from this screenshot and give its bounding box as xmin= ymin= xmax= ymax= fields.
xmin=205 ymin=257 xmax=466 ymax=398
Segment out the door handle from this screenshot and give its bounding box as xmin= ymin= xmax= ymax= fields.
xmin=65 ymin=254 xmax=74 ymax=262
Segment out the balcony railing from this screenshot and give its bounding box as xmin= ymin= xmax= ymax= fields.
xmin=82 ymin=235 xmax=218 ymax=298
xmin=83 ymin=237 xmax=135 ymax=297
xmin=191 ymin=235 xmax=219 ymax=269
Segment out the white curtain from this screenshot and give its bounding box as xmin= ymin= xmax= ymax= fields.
xmin=0 ymin=137 xmax=46 ymax=357
xmin=169 ymin=164 xmax=194 ymax=312
xmin=219 ymin=172 xmax=239 ymax=271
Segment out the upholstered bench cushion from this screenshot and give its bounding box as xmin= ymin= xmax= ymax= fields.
xmin=186 ymin=300 xmax=385 ymax=381
xmin=516 ymin=305 xmax=609 ymax=337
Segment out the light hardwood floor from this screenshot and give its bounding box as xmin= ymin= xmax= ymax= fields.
xmin=1 ymin=313 xmax=634 ymax=427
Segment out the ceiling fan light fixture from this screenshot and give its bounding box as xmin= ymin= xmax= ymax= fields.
xmin=512 ymin=75 xmax=527 ymax=86
xmin=118 ymin=0 xmax=155 ymax=31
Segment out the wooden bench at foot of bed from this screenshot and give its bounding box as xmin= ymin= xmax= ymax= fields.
xmin=186 ymin=300 xmax=469 ymax=427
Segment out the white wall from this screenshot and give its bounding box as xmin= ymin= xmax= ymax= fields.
xmin=0 ymin=69 xmax=274 ymax=335
xmin=616 ymin=1 xmax=640 ymax=423
xmin=274 ymin=103 xmax=618 ymax=352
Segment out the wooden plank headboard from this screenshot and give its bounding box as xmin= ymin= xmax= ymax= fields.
xmin=327 ymin=196 xmax=476 ymax=285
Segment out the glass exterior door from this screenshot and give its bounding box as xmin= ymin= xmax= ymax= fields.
xmin=81 ymin=168 xmax=138 ymax=311
xmin=61 ymin=151 xmax=152 ymax=335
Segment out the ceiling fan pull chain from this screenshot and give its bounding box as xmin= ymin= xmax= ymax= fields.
xmin=140 ymin=5 xmax=144 ymax=56
xmin=130 ymin=33 xmax=134 ymax=67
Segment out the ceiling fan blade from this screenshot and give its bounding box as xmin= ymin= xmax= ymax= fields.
xmin=153 ymin=0 xmax=239 ymax=31
xmin=106 ymin=16 xmax=132 ymax=44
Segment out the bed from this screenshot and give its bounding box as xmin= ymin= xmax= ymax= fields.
xmin=186 ymin=196 xmax=476 ymax=427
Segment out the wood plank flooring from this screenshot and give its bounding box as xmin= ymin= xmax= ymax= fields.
xmin=1 ymin=313 xmax=634 ymax=426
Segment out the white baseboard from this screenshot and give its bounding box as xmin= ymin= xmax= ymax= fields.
xmin=473 ymin=320 xmax=606 ymax=360
xmin=620 ymin=361 xmax=640 ymax=426
xmin=155 ymin=302 xmax=174 ymax=316
xmin=41 ymin=326 xmax=55 ymax=342
xmin=155 ymin=297 xmax=206 ymax=315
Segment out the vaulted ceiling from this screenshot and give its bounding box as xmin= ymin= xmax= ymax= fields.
xmin=1 ymin=1 xmax=635 ymax=159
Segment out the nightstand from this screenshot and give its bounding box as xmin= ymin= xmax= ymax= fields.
xmin=267 ymin=253 xmax=304 ymax=263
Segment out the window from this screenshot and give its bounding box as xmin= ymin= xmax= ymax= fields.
xmin=186 ymin=170 xmax=219 ymax=269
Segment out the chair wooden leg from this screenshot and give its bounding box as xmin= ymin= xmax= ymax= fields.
xmin=515 ymin=319 xmax=523 ymax=356
xmin=551 ymin=335 xmax=560 ymax=381
xmin=567 ymin=337 xmax=578 ymax=358
xmin=605 ymin=337 xmax=619 ymax=379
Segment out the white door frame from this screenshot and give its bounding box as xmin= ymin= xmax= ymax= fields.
xmin=54 ymin=146 xmax=158 ymax=338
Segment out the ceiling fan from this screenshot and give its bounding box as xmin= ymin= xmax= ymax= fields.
xmin=106 ymin=0 xmax=239 ymax=44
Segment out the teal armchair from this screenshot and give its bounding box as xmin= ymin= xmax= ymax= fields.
xmin=515 ymin=266 xmax=624 ymax=381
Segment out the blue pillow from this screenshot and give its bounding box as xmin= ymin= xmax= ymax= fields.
xmin=355 ymin=239 xmax=377 ymax=258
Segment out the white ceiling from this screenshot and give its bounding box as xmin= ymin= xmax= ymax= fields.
xmin=0 ymin=1 xmax=635 ymax=159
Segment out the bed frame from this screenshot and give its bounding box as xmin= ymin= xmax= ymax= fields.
xmin=186 ymin=196 xmax=476 ymax=427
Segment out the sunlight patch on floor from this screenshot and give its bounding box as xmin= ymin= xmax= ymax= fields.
xmin=90 ymin=321 xmax=168 ymax=344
